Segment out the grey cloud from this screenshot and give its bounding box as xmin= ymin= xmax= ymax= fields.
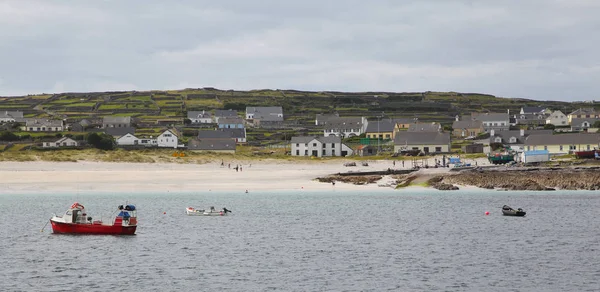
xmin=0 ymin=0 xmax=599 ymax=101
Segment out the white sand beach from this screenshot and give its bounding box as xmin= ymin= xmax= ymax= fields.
xmin=0 ymin=157 xmax=490 ymax=194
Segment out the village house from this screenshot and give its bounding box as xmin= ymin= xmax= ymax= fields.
xmin=105 ymin=127 xmax=136 ymax=138
xmin=394 ymin=118 xmax=417 ymax=130
xmin=217 ymin=117 xmax=245 ymax=129
xmin=187 ymin=110 xmax=213 ymax=124
xmin=471 ymin=113 xmax=510 ymax=132
xmin=524 ymin=133 xmax=600 ymax=154
xmin=568 ymin=108 xmax=598 ymax=123
xmin=393 ymin=132 xmax=451 ymax=154
xmin=0 ymin=111 xmax=24 ymax=123
xmin=187 ymin=138 xmax=236 ymax=154
xmin=322 ymin=117 xmax=366 ymax=137
xmin=290 ymin=136 xmax=353 ymax=157
xmin=488 ymin=129 xmax=553 ymax=152
xmin=42 ymin=137 xmax=79 ymax=148
xmin=214 ymin=109 xmax=239 ymax=123
xmin=407 ymin=122 xmax=442 ymax=132
xmin=315 ymin=113 xmax=339 ymax=125
xmin=116 ymin=133 xmax=157 ymax=147
xmin=197 ymin=128 xmax=247 ymax=143
xmin=246 ymin=106 xmax=284 ymax=128
xmin=102 ymin=116 xmax=132 ymax=128
xmin=452 ymin=117 xmax=484 ymax=138
xmin=570 ymin=118 xmax=600 ymax=132
xmin=520 ymin=107 xmax=547 ymax=115
xmin=365 ymin=119 xmax=395 ymax=140
xmin=515 ymin=112 xmax=547 ymax=127
xmin=156 ymin=129 xmax=181 ymax=148
xmin=545 ymin=110 xmax=568 ymax=126
xmin=24 ymin=119 xmax=64 ymax=132
xmin=356 ymin=145 xmax=378 ymax=156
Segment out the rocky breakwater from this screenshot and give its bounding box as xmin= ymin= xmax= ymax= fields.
xmin=433 ymin=167 xmax=600 ymax=191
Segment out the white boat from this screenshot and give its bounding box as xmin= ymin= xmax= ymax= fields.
xmin=186 ymin=206 xmax=231 ymax=216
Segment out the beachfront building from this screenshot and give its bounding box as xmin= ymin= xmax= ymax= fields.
xmin=322 ymin=117 xmax=366 ymax=137
xmin=568 ymin=108 xmax=598 ymax=123
xmin=393 ymin=132 xmax=451 ymax=154
xmin=365 ymin=119 xmax=395 ymax=140
xmin=545 ymin=110 xmax=568 ymax=126
xmin=105 ymin=127 xmax=136 ymax=138
xmin=290 ymin=136 xmax=353 ymax=157
xmin=471 ymin=113 xmax=510 ymax=132
xmin=24 ymin=119 xmax=64 ymax=132
xmin=157 ymin=129 xmax=181 ymax=148
xmin=198 ymin=128 xmax=247 ymax=143
xmin=452 ymin=117 xmax=484 ymax=138
xmin=187 ymin=138 xmax=236 ymax=154
xmin=187 ymin=110 xmax=213 ymax=124
xmin=42 ymin=137 xmax=79 ymax=148
xmin=217 ymin=117 xmax=245 ymax=129
xmin=0 ymin=111 xmax=24 ymax=123
xmin=489 ymin=129 xmax=552 ymax=152
xmin=524 ymin=133 xmax=600 ymax=154
xmin=116 ymin=133 xmax=157 ymax=147
xmin=102 ymin=116 xmax=132 ymax=128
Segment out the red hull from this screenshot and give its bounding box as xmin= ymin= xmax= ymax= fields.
xmin=575 ymin=150 xmax=597 ymax=159
xmin=50 ymin=220 xmax=136 ymax=235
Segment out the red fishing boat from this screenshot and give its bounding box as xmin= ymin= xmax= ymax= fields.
xmin=50 ymin=202 xmax=137 ymax=235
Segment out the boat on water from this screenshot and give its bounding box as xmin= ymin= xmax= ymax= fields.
xmin=502 ymin=205 xmax=526 ymax=217
xmin=186 ymin=206 xmax=231 ymax=216
xmin=50 ymin=202 xmax=137 ymax=235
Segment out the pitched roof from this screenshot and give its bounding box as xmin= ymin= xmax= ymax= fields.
xmin=25 ymin=119 xmax=63 ymax=127
xmin=569 ymin=108 xmax=597 ymax=116
xmin=490 ymin=130 xmax=552 ymax=144
xmin=198 ymin=128 xmax=246 ymax=139
xmin=290 ymin=136 xmax=342 ymax=144
xmin=522 ymin=107 xmax=545 ymax=114
xmin=187 ymin=111 xmax=212 ymax=119
xmin=214 ymin=109 xmax=238 ymax=118
xmin=393 ymin=118 xmax=417 ymax=124
xmin=217 ymin=117 xmax=245 ymax=125
xmin=394 ymin=132 xmax=450 ymax=145
xmin=323 ymin=117 xmax=363 ymax=130
xmin=246 ymin=106 xmax=284 ymax=121
xmin=55 ymin=137 xmax=77 ymax=144
xmin=188 ymin=138 xmax=236 ymax=151
xmin=407 ymin=122 xmax=441 ymax=132
xmin=103 ymin=116 xmax=131 ymax=124
xmin=571 ymin=118 xmax=600 ymax=126
xmin=0 ymin=111 xmax=24 ymax=119
xmin=105 ymin=127 xmax=136 ymax=137
xmin=524 ymin=133 xmax=600 ymax=145
xmin=315 ymin=113 xmax=339 ymax=124
xmin=471 ymin=113 xmax=509 ymax=122
xmin=452 ymin=119 xmax=482 ymax=129
xmin=365 ymin=119 xmax=395 ymax=132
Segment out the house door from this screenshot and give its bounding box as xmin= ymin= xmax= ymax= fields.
xmin=341 ymin=151 xmax=348 ymax=157
xmin=424 ymin=147 xmax=429 ymax=153
xmin=312 ymin=150 xmax=318 ymax=157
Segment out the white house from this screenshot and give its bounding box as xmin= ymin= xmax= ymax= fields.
xmin=322 ymin=117 xmax=366 ymax=137
xmin=42 ymin=137 xmax=79 ymax=148
xmin=24 ymin=119 xmax=64 ymax=132
xmin=290 ymin=136 xmax=353 ymax=157
xmin=471 ymin=113 xmax=510 ymax=132
xmin=187 ymin=110 xmax=213 ymax=124
xmin=545 ymin=110 xmax=568 ymax=126
xmin=116 ymin=133 xmax=157 ymax=147
xmin=0 ymin=111 xmax=24 ymax=123
xmin=157 ymin=129 xmax=180 ymax=148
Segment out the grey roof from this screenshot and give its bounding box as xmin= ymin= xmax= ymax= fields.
xmin=516 ymin=113 xmax=547 ymax=120
xmin=452 ymin=119 xmax=482 ymax=129
xmin=315 ymin=113 xmax=339 ymax=124
xmin=365 ymin=119 xmax=395 ymax=132
xmin=246 ymin=106 xmax=284 ymax=121
xmin=522 ymin=107 xmax=545 ymax=114
xmin=214 ymin=109 xmax=238 ymax=118
xmin=393 ymin=118 xmax=417 ymax=124
xmin=524 ymin=133 xmax=600 ymax=145
xmin=471 ymin=113 xmax=509 ymax=122
xmin=407 ymin=122 xmax=441 ymax=132
xmin=290 ymin=136 xmax=341 ymax=144
xmin=394 ymin=132 xmax=451 ymax=145
xmin=103 ymin=116 xmax=131 ymax=124
xmin=198 ymin=128 xmax=246 ymax=139
xmin=217 ymin=117 xmax=245 ymax=125
xmin=490 ymin=130 xmax=552 ymax=144
xmin=323 ymin=117 xmax=363 ymax=130
xmin=105 ymin=127 xmax=135 ymax=137
xmin=571 ymin=118 xmax=600 ymax=127
xmin=0 ymin=111 xmax=24 ymax=119
xmin=569 ymin=108 xmax=597 ymax=116
xmin=188 ymin=138 xmax=236 ymax=151
xmin=187 ymin=111 xmax=212 ymax=119
xmin=25 ymin=119 xmax=63 ymax=127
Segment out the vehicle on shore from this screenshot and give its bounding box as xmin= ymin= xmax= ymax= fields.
xmin=50 ymin=202 xmax=137 ymax=235
xmin=502 ymin=205 xmax=526 ymax=217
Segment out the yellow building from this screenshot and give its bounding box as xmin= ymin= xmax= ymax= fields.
xmin=365 ymin=119 xmax=395 ymax=140
xmin=567 ymin=108 xmax=598 ymax=124
xmin=524 ymin=133 xmax=600 ymax=154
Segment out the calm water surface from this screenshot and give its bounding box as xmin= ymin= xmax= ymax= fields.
xmin=1 ymin=189 xmax=599 ymax=291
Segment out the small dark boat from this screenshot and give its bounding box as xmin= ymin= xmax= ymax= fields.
xmin=502 ymin=205 xmax=526 ymax=216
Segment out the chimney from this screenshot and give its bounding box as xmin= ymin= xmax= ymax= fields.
xmin=455 ymin=115 xmax=459 ymax=122
xmin=490 ymin=129 xmax=495 ymax=137
xmin=520 ymin=129 xmax=525 ymax=137
xmin=507 ymin=109 xmax=510 ymax=115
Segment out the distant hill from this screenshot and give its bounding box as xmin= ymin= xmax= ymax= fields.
xmin=0 ymin=88 xmax=594 ymax=126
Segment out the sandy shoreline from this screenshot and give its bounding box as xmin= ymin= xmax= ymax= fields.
xmin=0 ymin=159 xmax=453 ymax=194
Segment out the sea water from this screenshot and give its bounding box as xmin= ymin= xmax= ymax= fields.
xmin=0 ymin=189 xmax=599 ymax=291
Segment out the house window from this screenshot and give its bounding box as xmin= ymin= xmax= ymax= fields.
xmin=385 ymin=134 xmax=390 ymax=138
xmin=527 ymin=146 xmax=530 ymax=151
xmin=313 ymin=143 xmax=317 ymax=147
xmin=296 ymin=150 xmax=299 ymax=156
xmin=322 ymin=150 xmax=326 ymax=155
xmin=304 ymin=150 xmax=308 ymax=155
xmin=424 ymin=147 xmax=429 ymax=153
xmin=493 ymin=123 xmax=498 ymax=126
xmin=435 ymin=147 xmax=442 ymax=152
xmin=544 ymin=146 xmax=548 ymax=150
xmin=495 ymin=137 xmax=502 ymax=143
xmin=331 ymin=143 xmax=334 ymax=148
xmin=559 ymin=145 xmax=563 ymax=151
xmin=509 ymin=137 xmax=517 ymax=143
xmin=587 ymin=145 xmax=591 ymax=150
xmin=569 ymin=145 xmax=576 ymax=150
xmin=501 ymin=123 xmax=505 ymax=126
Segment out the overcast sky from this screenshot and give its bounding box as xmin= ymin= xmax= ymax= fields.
xmin=1 ymin=0 xmax=599 ymax=101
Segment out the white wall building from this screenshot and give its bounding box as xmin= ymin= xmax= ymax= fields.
xmin=290 ymin=136 xmax=353 ymax=157
xmin=545 ymin=110 xmax=568 ymax=126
